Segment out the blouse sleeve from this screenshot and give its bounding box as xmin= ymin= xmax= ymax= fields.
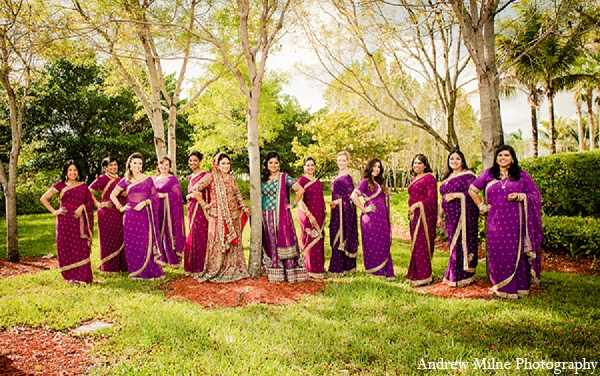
xmin=193 ymin=173 xmax=213 ymax=192
xmin=470 ymin=169 xmax=491 ymax=193
xmin=89 ymin=175 xmax=104 ymax=191
xmin=353 ymin=178 xmax=368 ymax=196
xmin=285 ymin=174 xmax=295 ymax=189
xmin=117 ymin=179 xmax=128 ymax=190
xmin=51 ymin=181 xmax=65 ymax=194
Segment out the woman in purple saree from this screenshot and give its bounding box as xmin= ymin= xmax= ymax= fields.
xmin=296 ymin=157 xmax=326 ymax=280
xmin=350 ymin=158 xmax=394 ymax=280
xmin=469 ymin=145 xmax=542 ymax=298
xmin=40 ymin=160 xmax=94 ymax=284
xmin=184 ymin=151 xmax=209 ymax=275
xmin=438 ymin=149 xmax=478 ymax=286
xmin=261 ymin=151 xmax=308 ymax=284
xmin=89 ymin=157 xmax=128 ymax=273
xmin=407 ymin=154 xmax=438 ymax=286
xmin=154 ymin=156 xmax=186 ymax=266
xmin=192 ymin=153 xmax=251 ymax=283
xmin=110 ymin=153 xmax=164 ymax=279
xmin=329 ymin=151 xmax=358 ymax=275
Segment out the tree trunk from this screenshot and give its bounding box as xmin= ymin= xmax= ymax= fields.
xmin=530 ymin=100 xmax=539 ymax=157
xmin=168 ymin=105 xmax=178 ymax=173
xmin=547 ymin=90 xmax=556 ymax=154
xmin=450 ymin=0 xmax=503 ymax=169
xmin=246 ymin=90 xmax=263 ymax=278
xmin=574 ymin=95 xmax=584 ymax=151
xmin=586 ymin=89 xmax=595 ymax=150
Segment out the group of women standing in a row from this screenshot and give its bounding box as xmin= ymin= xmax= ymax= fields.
xmin=40 ymin=144 xmax=542 ymax=298
xmin=408 ymin=145 xmax=543 ymax=298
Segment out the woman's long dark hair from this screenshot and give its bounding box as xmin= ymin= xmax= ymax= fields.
xmin=61 ymin=160 xmax=83 ymax=183
xmin=410 ymin=154 xmax=433 ymax=176
xmin=261 ymin=151 xmax=281 ymax=182
xmin=490 ymin=145 xmax=521 ymax=180
xmin=441 ymin=148 xmax=470 ymax=180
xmin=363 ymin=158 xmax=388 ymax=194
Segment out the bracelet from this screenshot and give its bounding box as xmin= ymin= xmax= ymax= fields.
xmin=477 ymin=203 xmax=487 ymax=211
xmin=306 ymin=212 xmax=312 ymax=218
xmin=291 ymin=202 xmax=297 ymax=208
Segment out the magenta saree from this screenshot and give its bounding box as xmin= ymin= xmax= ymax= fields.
xmin=52 ymin=182 xmax=94 ymax=283
xmin=118 ymin=177 xmax=165 ymax=279
xmin=155 ymin=175 xmax=186 ymax=266
xmin=89 ymin=174 xmax=128 ymax=273
xmin=439 ymin=171 xmax=478 ymax=286
xmin=407 ymin=173 xmax=438 ymax=286
xmin=184 ymin=171 xmax=209 ymax=275
xmin=297 ymin=176 xmax=326 ymax=279
xmin=329 ymin=174 xmax=358 ymax=274
xmin=262 ymin=172 xmax=308 ymax=284
xmin=354 ymin=179 xmax=394 ymax=280
xmin=471 ymin=169 xmax=542 ymax=298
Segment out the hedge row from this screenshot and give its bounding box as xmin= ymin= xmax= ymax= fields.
xmin=521 ymin=150 xmax=600 ymax=217
xmin=542 ymin=215 xmax=600 ymax=258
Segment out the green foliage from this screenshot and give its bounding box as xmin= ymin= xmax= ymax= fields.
xmin=236 ymin=178 xmax=250 ymax=200
xmin=520 ymin=150 xmax=600 ymax=217
xmin=542 ymin=215 xmax=600 ymax=258
xmin=187 ymin=71 xmax=286 ymax=173
xmin=292 ymin=111 xmax=404 ymax=177
xmin=0 ymin=184 xmax=59 ymax=216
xmin=22 ymin=58 xmax=154 ymax=182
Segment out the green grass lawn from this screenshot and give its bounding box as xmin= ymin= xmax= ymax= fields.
xmin=0 ymin=194 xmax=599 ymax=375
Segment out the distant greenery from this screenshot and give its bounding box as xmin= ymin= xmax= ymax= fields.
xmin=0 ymin=210 xmax=599 ymax=375
xmin=542 ymin=216 xmax=600 ymax=258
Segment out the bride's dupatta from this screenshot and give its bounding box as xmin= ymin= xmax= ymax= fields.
xmin=275 ymin=172 xmax=298 ymax=260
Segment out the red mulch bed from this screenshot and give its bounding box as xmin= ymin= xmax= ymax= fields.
xmin=0 ymin=256 xmax=57 ymax=279
xmin=0 ymin=327 xmax=95 ymax=376
xmin=165 ymin=276 xmax=326 ymax=308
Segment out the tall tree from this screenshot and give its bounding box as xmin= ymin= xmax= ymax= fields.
xmin=189 ymin=0 xmax=299 ymax=277
xmin=0 ymin=0 xmax=50 ymax=261
xmin=23 ymin=58 xmax=154 ymax=181
xmin=299 ymin=0 xmax=472 ymax=154
xmin=69 ymin=0 xmax=219 ymax=172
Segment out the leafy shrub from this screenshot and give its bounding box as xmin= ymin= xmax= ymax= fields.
xmin=0 ymin=184 xmax=60 ymax=216
xmin=520 ymin=150 xmax=600 ymax=217
xmin=236 ymin=179 xmax=250 ymax=200
xmin=542 ymin=215 xmax=600 ymax=258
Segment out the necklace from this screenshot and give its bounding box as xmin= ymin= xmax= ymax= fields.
xmin=499 ymin=172 xmax=509 ymax=190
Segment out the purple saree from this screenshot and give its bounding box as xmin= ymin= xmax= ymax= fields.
xmin=52 ymin=182 xmax=94 ymax=283
xmin=439 ymin=171 xmax=479 ymax=286
xmin=118 ymin=177 xmax=165 ymax=279
xmin=297 ymin=176 xmax=326 ymax=279
xmin=155 ymin=175 xmax=186 ymax=266
xmin=407 ymin=173 xmax=438 ymax=286
xmin=329 ymin=174 xmax=358 ymax=274
xmin=90 ymin=174 xmax=128 ymax=273
xmin=354 ymin=179 xmax=394 ymax=279
xmin=262 ymin=172 xmax=308 ymax=284
xmin=184 ymin=171 xmax=209 ymax=275
xmin=471 ymin=169 xmax=542 ymax=298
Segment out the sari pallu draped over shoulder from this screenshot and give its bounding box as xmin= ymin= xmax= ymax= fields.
xmin=118 ymin=177 xmax=165 ymax=279
xmin=90 ymin=174 xmax=128 ymax=273
xmin=275 ymin=172 xmax=300 ymax=260
xmin=353 ymin=179 xmax=394 ymax=280
xmin=184 ymin=171 xmax=209 ymax=275
xmin=471 ymin=169 xmax=542 ymax=298
xmin=328 ymin=174 xmax=358 ymax=274
xmin=193 ymin=153 xmax=249 ymax=283
xmin=440 ymin=171 xmax=479 ymax=287
xmin=407 ymin=173 xmax=438 ymax=286
xmin=297 ymin=176 xmax=326 ymax=279
xmin=52 ymin=181 xmax=94 ymax=283
xmin=155 ymin=175 xmax=186 ymax=266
